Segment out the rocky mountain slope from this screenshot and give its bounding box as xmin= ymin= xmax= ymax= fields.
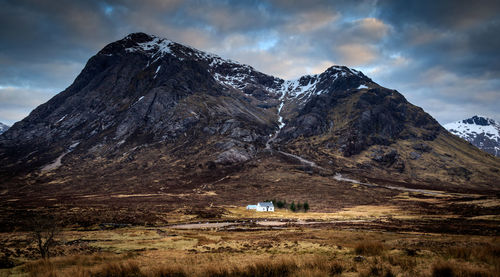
xmin=0 ymin=33 xmax=499 ymax=205
xmin=0 ymin=123 xmax=9 ymax=135
xmin=445 ymin=116 xmax=500 ymax=157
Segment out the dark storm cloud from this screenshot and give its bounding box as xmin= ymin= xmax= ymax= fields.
xmin=370 ymin=0 xmax=500 ymax=123
xmin=0 ymin=0 xmax=499 ymax=125
xmin=377 ymin=0 xmax=500 ymax=75
xmin=376 ymin=0 xmax=500 ymax=77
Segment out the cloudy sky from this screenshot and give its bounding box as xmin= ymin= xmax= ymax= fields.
xmin=1 ymin=0 xmax=499 ymax=126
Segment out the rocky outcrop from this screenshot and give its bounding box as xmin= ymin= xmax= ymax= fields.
xmin=370 ymin=148 xmax=405 ymax=173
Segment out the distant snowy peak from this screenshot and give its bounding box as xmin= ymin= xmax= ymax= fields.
xmin=0 ymin=123 xmax=9 ymax=135
xmin=444 ymin=116 xmax=500 ymax=157
xmin=445 ymin=116 xmax=500 ymax=140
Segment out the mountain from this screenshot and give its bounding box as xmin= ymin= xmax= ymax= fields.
xmin=444 ymin=116 xmax=500 ymax=157
xmin=0 ymin=123 xmax=9 ymax=135
xmin=0 ymin=33 xmax=499 ymax=206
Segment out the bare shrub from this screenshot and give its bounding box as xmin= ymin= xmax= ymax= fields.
xmin=28 ymin=216 xmax=60 ymax=259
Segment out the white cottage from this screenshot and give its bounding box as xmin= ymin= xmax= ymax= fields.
xmin=256 ymin=202 xmax=274 ymax=212
xmin=246 ymin=205 xmax=257 ymax=210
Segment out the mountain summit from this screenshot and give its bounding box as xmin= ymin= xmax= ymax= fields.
xmin=445 ymin=116 xmax=500 ymax=157
xmin=0 ymin=33 xmax=498 ymax=202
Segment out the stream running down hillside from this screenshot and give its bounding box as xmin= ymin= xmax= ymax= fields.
xmin=265 ymin=95 xmax=285 ymax=150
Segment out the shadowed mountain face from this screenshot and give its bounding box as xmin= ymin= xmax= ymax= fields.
xmin=0 ymin=33 xmax=499 ymax=200
xmin=445 ymin=116 xmax=500 ymax=157
xmin=0 ymin=123 xmax=9 ymax=135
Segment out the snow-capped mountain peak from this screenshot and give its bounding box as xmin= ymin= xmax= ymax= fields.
xmin=114 ymin=33 xmax=373 ymax=101
xmin=121 ymin=33 xmax=254 ymax=72
xmin=444 ymin=115 xmax=500 ymax=157
xmin=280 ymin=66 xmax=373 ymax=99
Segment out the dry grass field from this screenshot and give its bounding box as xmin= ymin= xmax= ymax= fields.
xmin=1 ymin=193 xmax=499 ymax=277
xmin=1 ymin=177 xmax=499 ymax=277
xmin=1 ymin=225 xmax=499 ymax=277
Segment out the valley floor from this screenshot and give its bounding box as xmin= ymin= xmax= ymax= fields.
xmin=1 ymin=190 xmax=499 ymax=277
xmin=1 ymin=223 xmax=499 ymax=277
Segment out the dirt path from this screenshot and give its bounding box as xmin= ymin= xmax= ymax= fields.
xmin=169 ymin=219 xmax=375 ymax=229
xmin=333 ymin=173 xmax=470 ymax=196
xmin=277 ymin=150 xmax=321 ymax=168
xmin=169 ymin=222 xmax=237 ymax=229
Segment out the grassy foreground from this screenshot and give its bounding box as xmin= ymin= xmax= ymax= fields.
xmin=1 ymin=193 xmax=499 ymax=277
xmin=1 ymin=225 xmax=499 ymax=277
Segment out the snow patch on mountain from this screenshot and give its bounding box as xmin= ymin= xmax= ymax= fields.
xmin=213 ymin=72 xmax=250 ymax=90
xmin=56 ymin=115 xmax=67 ymax=123
xmin=125 ymin=36 xmax=174 ymax=61
xmin=282 ymin=75 xmax=319 ymax=98
xmin=153 ymin=65 xmax=161 ymax=79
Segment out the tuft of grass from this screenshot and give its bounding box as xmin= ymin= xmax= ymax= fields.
xmin=432 ymin=261 xmax=454 ymax=277
xmin=146 ymin=265 xmax=187 ymax=277
xmin=386 ymin=255 xmax=417 ymax=272
xmin=25 ymin=259 xmax=55 ymax=277
xmin=360 ymin=264 xmax=395 ymax=277
xmin=445 ymin=244 xmax=500 ymax=264
xmin=432 ymin=260 xmax=493 ymax=277
xmin=355 ymin=241 xmax=385 ymax=256
xmin=92 ymin=261 xmax=142 ymax=277
xmin=240 ymin=259 xmax=298 ymax=277
xmin=328 ymin=262 xmax=344 ymax=276
xmin=302 ymin=257 xmax=344 ymax=276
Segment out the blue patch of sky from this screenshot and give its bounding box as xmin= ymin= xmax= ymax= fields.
xmin=99 ymin=2 xmax=114 ymax=16
xmin=257 ymin=37 xmax=278 ymax=51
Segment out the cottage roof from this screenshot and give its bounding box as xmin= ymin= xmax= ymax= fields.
xmin=257 ymin=202 xmax=274 ymax=207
